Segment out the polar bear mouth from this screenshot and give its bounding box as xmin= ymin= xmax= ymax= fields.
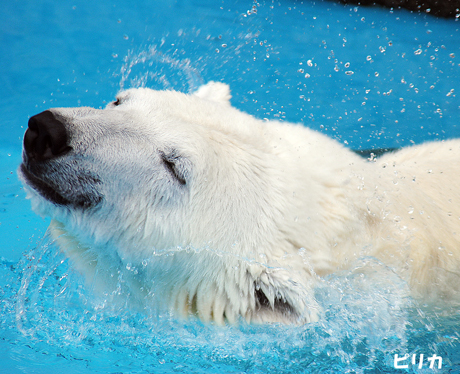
xmin=20 ymin=163 xmax=72 ymax=206
xmin=20 ymin=163 xmax=102 ymax=209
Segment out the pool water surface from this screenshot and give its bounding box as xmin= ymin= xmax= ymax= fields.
xmin=1 ymin=1 xmax=460 ymax=372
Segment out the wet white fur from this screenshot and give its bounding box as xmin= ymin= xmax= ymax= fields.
xmin=21 ymin=82 xmax=460 ymax=324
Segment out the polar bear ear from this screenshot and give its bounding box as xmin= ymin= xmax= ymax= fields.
xmin=193 ymin=81 xmax=231 ymax=105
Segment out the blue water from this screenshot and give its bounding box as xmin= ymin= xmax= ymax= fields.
xmin=1 ymin=1 xmax=460 ymax=372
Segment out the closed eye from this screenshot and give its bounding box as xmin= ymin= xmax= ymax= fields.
xmin=160 ymin=151 xmax=187 ymax=185
xmin=113 ymin=98 xmax=121 ymax=106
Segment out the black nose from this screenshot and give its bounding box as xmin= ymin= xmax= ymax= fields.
xmin=24 ymin=110 xmax=71 ymax=161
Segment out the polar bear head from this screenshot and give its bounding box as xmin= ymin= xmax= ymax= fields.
xmin=19 ymin=82 xmax=319 ymax=324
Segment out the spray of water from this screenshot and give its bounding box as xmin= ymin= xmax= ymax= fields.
xmin=9 ymin=226 xmax=432 ymax=372
xmin=118 ymin=44 xmax=204 ymax=93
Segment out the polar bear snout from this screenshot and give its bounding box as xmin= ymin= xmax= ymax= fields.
xmin=23 ymin=110 xmax=71 ymax=162
xmin=20 ymin=110 xmax=103 ymax=210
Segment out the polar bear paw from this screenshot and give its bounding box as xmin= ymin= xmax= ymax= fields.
xmin=194 ymin=81 xmax=232 ymax=105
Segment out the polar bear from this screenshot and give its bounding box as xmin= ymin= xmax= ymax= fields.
xmin=19 ymin=81 xmax=460 ymax=324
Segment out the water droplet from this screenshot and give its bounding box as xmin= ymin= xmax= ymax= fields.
xmin=414 ymin=49 xmax=422 ymax=55
xmin=450 ymin=53 xmax=455 ymax=58
xmin=345 ymin=71 xmax=354 ymax=75
xmin=344 ymin=62 xmax=350 ymax=68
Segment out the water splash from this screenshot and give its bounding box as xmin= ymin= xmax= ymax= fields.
xmin=15 ymin=232 xmax=91 ymax=342
xmin=118 ymin=45 xmax=204 ymax=93
xmin=7 ymin=230 xmax=456 ymax=372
